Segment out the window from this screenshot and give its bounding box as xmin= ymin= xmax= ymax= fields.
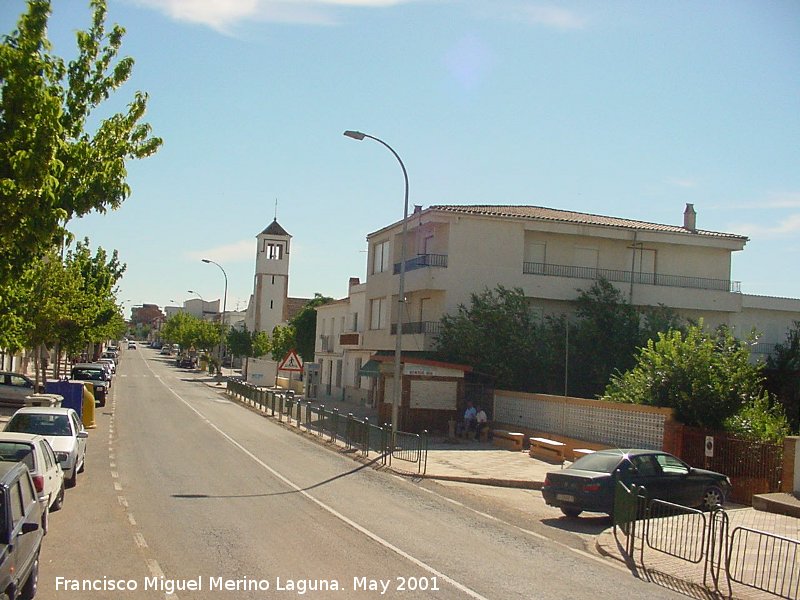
xmin=372 ymin=241 xmax=391 ymax=274
xmin=353 ymin=312 xmax=359 ymax=332
xmin=655 ymin=453 xmax=689 ymax=475
xmin=10 ymin=482 xmax=23 ymax=528
xmin=370 ymin=298 xmax=386 ymax=330
xmin=263 ymin=241 xmax=283 ymax=260
xmin=526 ymin=242 xmax=546 ymax=264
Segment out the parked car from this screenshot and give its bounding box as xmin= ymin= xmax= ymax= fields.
xmin=159 ymin=346 xmax=172 ymax=356
xmin=541 ymin=449 xmax=731 ymax=518
xmin=0 ymin=461 xmax=43 ymax=600
xmin=176 ymin=355 xmax=197 ymax=369
xmin=97 ymin=357 xmax=116 ymax=375
xmin=69 ymin=363 xmax=110 ymax=406
xmin=0 ymin=372 xmax=40 ymax=408
xmin=101 ymin=350 xmax=119 ymax=365
xmin=0 ymin=433 xmax=65 ymax=533
xmin=4 ymin=408 xmax=88 ymax=489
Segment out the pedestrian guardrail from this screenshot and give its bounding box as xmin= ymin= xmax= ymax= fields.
xmin=224 ymin=381 xmax=427 ymax=475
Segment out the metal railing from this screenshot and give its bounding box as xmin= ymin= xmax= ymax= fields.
xmin=523 ymin=261 xmax=741 ymax=293
xmin=224 ymin=381 xmax=427 ymax=474
xmin=393 ymin=253 xmax=448 ymax=274
xmin=613 ymin=480 xmax=799 ymax=599
xmin=728 ymin=527 xmax=800 ymax=599
xmin=390 ymin=321 xmax=442 ymax=335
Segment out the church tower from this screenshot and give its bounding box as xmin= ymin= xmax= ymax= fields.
xmin=251 ymin=219 xmax=291 ymax=335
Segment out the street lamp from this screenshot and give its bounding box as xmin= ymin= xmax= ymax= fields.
xmin=344 ymin=130 xmax=409 ymax=433
xmin=201 ymin=259 xmax=228 ymax=379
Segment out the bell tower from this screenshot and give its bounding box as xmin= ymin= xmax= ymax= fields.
xmin=251 ymin=219 xmax=291 ymax=334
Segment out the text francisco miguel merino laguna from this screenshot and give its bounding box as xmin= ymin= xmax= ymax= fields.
xmin=56 ymin=575 xmax=442 ymax=595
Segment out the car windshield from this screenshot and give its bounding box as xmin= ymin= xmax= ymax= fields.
xmin=72 ymin=368 xmax=104 ymax=381
xmin=6 ymin=414 xmax=73 ymax=437
xmin=0 ymin=442 xmax=34 ymax=470
xmin=570 ymin=453 xmax=625 ymax=473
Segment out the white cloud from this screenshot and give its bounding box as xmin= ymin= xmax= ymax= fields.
xmin=128 ymin=0 xmax=419 ymax=31
xmin=517 ymin=4 xmax=588 ymax=30
xmin=667 ymin=177 xmax=698 ymax=189
xmin=727 ymin=214 xmax=800 ymax=238
xmin=186 ymin=239 xmax=255 ymax=263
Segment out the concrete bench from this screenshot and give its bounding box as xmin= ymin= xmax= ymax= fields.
xmin=492 ymin=430 xmax=525 ymax=451
xmin=572 ymin=448 xmax=595 ymax=460
xmin=529 ymin=437 xmax=566 ymax=463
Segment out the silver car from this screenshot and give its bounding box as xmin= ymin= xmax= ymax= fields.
xmin=4 ymin=408 xmax=88 ymax=488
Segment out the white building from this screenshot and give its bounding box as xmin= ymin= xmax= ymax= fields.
xmin=316 ymin=203 xmax=800 ymax=412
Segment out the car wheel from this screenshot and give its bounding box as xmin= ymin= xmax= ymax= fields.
xmin=19 ymin=551 xmax=38 ymax=600
xmin=50 ymin=484 xmax=65 ymax=512
xmin=41 ymin=507 xmax=49 ymax=536
xmin=560 ymin=507 xmax=583 ymax=518
xmin=700 ymin=485 xmax=725 ymax=510
xmin=66 ymin=468 xmax=77 ymax=489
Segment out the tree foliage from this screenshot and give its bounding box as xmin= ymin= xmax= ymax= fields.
xmin=291 ymin=293 xmax=332 ymax=362
xmin=270 ymin=324 xmax=296 ymax=363
xmin=765 ymin=321 xmax=800 ymax=433
xmin=161 ymin=312 xmax=220 ymax=353
xmin=0 ymin=0 xmax=161 ymax=292
xmin=602 ymin=322 xmax=788 ymax=436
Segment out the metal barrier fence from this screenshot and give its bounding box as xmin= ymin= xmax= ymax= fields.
xmin=225 ymin=381 xmax=427 ymax=475
xmin=613 ymin=481 xmax=798 ymax=599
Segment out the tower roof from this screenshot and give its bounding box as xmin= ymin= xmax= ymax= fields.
xmin=259 ymin=219 xmax=290 ymax=237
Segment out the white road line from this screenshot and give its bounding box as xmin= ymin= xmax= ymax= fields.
xmin=111 ymin=471 xmax=119 ymax=479
xmin=134 ymin=533 xmax=148 ymax=548
xmin=143 ymin=360 xmax=490 ymax=600
xmin=114 ymin=482 xmax=122 ymax=491
xmin=118 ymin=496 xmax=128 ymax=508
xmin=127 ymin=513 xmax=137 ymax=527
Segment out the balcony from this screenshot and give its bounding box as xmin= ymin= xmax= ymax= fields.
xmin=523 ymin=262 xmax=741 ymax=293
xmin=319 ymin=335 xmax=334 ymax=353
xmin=393 ymin=253 xmax=448 ymax=275
xmin=390 ymin=321 xmax=442 ymax=335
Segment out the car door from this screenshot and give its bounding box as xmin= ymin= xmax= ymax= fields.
xmin=626 ymin=454 xmax=667 ymax=500
xmin=69 ymin=413 xmax=87 ymax=463
xmin=653 ymin=453 xmax=696 ymax=506
xmin=37 ymin=440 xmax=59 ymax=505
xmin=9 ymin=476 xmax=39 ymax=585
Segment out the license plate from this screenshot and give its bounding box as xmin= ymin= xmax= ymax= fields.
xmin=556 ymin=494 xmax=575 ymax=503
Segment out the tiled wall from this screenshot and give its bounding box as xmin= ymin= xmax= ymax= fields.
xmin=493 ymin=392 xmax=671 ymax=450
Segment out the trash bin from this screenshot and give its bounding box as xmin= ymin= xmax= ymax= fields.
xmin=45 ymin=381 xmax=84 ymax=417
xmin=82 ymin=382 xmax=96 ymax=429
xmin=24 ymin=394 xmax=62 ymax=407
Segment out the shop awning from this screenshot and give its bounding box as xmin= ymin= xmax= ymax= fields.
xmin=358 ymin=359 xmax=381 ymax=377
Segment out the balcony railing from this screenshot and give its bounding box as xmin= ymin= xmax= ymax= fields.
xmin=393 ymin=253 xmax=448 ymax=275
xmin=522 ymin=261 xmax=741 ymax=293
xmin=390 ymin=321 xmax=442 ymax=335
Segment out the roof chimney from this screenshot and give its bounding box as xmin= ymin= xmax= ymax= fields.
xmin=413 ymin=204 xmax=422 ymax=214
xmin=683 ymin=203 xmax=697 ymax=232
xmin=348 ymin=277 xmax=360 ymax=288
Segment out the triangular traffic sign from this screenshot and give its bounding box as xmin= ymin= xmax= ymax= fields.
xmin=278 ymin=350 xmax=304 ymax=372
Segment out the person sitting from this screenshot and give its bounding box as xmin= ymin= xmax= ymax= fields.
xmin=463 ymin=401 xmax=477 ymax=438
xmin=475 ymin=407 xmax=489 ymax=440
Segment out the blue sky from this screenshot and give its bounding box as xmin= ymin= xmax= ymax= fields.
xmin=3 ymin=1 xmax=799 ymax=315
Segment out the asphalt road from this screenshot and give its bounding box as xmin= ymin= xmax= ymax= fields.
xmin=36 ymin=347 xmax=688 ymax=599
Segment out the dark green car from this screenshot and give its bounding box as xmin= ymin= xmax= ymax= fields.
xmin=542 ymin=449 xmax=731 ymax=518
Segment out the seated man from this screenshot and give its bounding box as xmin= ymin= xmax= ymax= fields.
xmin=475 ymin=406 xmax=489 ymax=440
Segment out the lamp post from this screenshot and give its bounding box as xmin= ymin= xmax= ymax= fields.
xmin=344 ymin=130 xmax=409 ymax=433
xmin=201 ymin=259 xmax=228 ymax=380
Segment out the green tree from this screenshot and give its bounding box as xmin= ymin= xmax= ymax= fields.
xmin=290 ymin=293 xmax=332 ymax=362
xmin=570 ymin=278 xmax=640 ymax=398
xmin=270 ymin=324 xmax=296 ymax=363
xmin=251 ymin=331 xmax=270 ymax=358
xmin=765 ymin=321 xmax=800 ymax=433
xmin=602 ymin=322 xmax=781 ymax=432
xmin=193 ymin=319 xmax=221 ymax=353
xmin=436 ymin=286 xmax=539 ymax=390
xmin=226 ymin=326 xmax=252 ymax=360
xmin=0 ymin=0 xmax=161 ymax=292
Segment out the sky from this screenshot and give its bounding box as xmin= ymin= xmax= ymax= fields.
xmin=2 ymin=0 xmax=799 ymax=317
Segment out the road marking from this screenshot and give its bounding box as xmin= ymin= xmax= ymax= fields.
xmin=127 ymin=513 xmax=137 ymax=526
xmin=134 ymin=533 xmax=148 ymax=548
xmin=114 ymin=482 xmax=122 ymax=491
xmin=111 ymin=471 xmax=119 ymax=479
xmin=118 ymin=496 xmax=128 ymax=508
xmin=144 ymin=360 xmax=489 ymax=600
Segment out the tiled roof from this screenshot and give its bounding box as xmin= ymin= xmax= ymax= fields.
xmin=285 ymin=297 xmax=311 ymax=321
xmin=260 ymin=219 xmax=290 ymax=237
xmin=429 ymin=205 xmax=747 ymax=240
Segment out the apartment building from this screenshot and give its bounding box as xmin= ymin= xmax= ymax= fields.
xmin=317 ymin=203 xmax=800 ymax=408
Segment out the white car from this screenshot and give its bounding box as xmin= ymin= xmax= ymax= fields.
xmin=0 ymin=433 xmax=65 ymax=533
xmin=97 ymin=357 xmax=116 ymax=375
xmin=4 ymin=407 xmax=88 ymax=488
